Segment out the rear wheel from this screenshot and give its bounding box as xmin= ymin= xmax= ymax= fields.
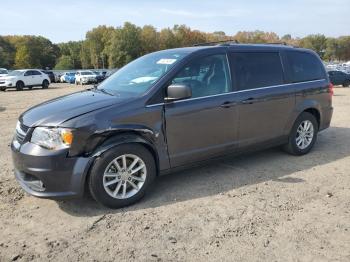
xmin=16 ymin=81 xmax=24 ymax=91
xmin=0 ymin=87 xmax=6 ymax=91
xmin=283 ymin=112 xmax=318 ymax=155
xmin=89 ymin=144 xmax=156 ymax=208
xmin=42 ymin=80 xmax=49 ymax=89
xmin=342 ymin=80 xmax=350 ymax=87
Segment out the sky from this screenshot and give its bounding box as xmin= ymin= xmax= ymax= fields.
xmin=0 ymin=0 xmax=349 ymax=43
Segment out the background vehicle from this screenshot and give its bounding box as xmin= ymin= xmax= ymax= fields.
xmin=55 ymin=72 xmax=62 ymax=83
xmin=0 ymin=69 xmax=50 ymax=91
xmin=41 ymin=70 xmax=55 ymax=83
xmin=328 ymin=70 xmax=350 ymax=87
xmin=93 ymin=71 xmax=105 ymax=83
xmin=11 ymin=44 xmax=333 ymax=208
xmin=0 ymin=68 xmax=8 ymax=77
xmin=75 ymin=70 xmax=97 ymax=85
xmin=60 ymin=72 xmax=75 ymax=83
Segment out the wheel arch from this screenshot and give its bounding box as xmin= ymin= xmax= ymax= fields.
xmin=81 ymin=131 xmax=160 ymax=197
xmin=284 ymin=100 xmax=322 ymax=135
xmin=16 ymin=80 xmax=25 ymax=86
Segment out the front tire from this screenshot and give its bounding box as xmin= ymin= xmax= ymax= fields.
xmin=89 ymin=144 xmax=156 ymax=208
xmin=16 ymin=81 xmax=24 ymax=91
xmin=342 ymin=80 xmax=350 ymax=87
xmin=283 ymin=112 xmax=318 ymax=155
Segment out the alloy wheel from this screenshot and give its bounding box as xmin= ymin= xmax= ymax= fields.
xmin=102 ymin=154 xmax=147 ymax=199
xmin=295 ymin=120 xmax=314 ymax=150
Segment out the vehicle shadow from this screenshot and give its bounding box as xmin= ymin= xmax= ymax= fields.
xmin=58 ymin=126 xmax=349 ymax=216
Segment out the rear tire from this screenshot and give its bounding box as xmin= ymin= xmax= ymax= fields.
xmin=16 ymin=81 xmax=24 ymax=91
xmin=42 ymin=80 xmax=49 ymax=89
xmin=283 ymin=112 xmax=318 ymax=155
xmin=89 ymin=144 xmax=156 ymax=208
xmin=342 ymin=80 xmax=350 ymax=87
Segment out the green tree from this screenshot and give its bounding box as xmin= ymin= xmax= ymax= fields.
xmin=58 ymin=41 xmax=83 ymax=68
xmin=107 ymin=22 xmax=142 ymax=68
xmin=54 ymin=55 xmax=74 ymax=70
xmin=0 ymin=36 xmax=15 ymax=68
xmin=85 ymin=25 xmax=115 ymax=68
xmin=299 ymin=34 xmax=327 ymax=59
xmin=140 ymin=25 xmax=159 ymax=55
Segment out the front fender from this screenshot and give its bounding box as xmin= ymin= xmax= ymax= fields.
xmin=91 ymin=132 xmax=157 ymax=158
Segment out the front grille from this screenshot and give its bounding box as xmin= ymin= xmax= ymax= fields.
xmin=15 ymin=122 xmax=29 ymax=144
xmin=0 ymin=81 xmax=4 ymax=84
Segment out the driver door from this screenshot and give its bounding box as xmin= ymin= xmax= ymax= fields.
xmin=164 ymin=53 xmax=239 ymax=167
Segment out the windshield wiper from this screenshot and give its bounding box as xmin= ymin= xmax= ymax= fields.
xmin=96 ymin=88 xmax=115 ymax=96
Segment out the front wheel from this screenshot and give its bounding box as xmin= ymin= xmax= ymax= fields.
xmin=16 ymin=81 xmax=24 ymax=91
xmin=89 ymin=144 xmax=156 ymax=208
xmin=342 ymin=80 xmax=350 ymax=87
xmin=42 ymin=80 xmax=49 ymax=89
xmin=283 ymin=112 xmax=318 ymax=155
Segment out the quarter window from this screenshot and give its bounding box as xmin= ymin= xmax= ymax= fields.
xmin=171 ymin=54 xmax=231 ymax=98
xmin=229 ymin=52 xmax=284 ymax=91
xmin=285 ymin=51 xmax=325 ymax=83
xmin=32 ymin=70 xmax=42 ymax=75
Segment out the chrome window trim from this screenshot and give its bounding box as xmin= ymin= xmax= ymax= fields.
xmin=145 ymin=79 xmax=326 ymax=108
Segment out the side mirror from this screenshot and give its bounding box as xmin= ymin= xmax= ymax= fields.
xmin=165 ymin=84 xmax=192 ymax=102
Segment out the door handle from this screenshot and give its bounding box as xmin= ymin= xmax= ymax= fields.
xmin=220 ymin=101 xmax=237 ymax=108
xmin=241 ymin=98 xmax=256 ymax=104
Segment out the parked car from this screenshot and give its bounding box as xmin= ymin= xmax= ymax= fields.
xmin=41 ymin=70 xmax=55 ymax=83
xmin=11 ymin=44 xmax=333 ymax=208
xmin=0 ymin=69 xmax=50 ymax=91
xmin=55 ymin=73 xmax=62 ymax=83
xmin=93 ymin=71 xmax=105 ymax=83
xmin=328 ymin=70 xmax=350 ymax=87
xmin=75 ymin=70 xmax=97 ymax=85
xmin=60 ymin=72 xmax=75 ymax=83
xmin=0 ymin=68 xmax=8 ymax=77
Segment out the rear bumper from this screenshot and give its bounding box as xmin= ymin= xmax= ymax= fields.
xmin=11 ymin=141 xmax=93 ymax=199
xmin=320 ymin=106 xmax=333 ymax=131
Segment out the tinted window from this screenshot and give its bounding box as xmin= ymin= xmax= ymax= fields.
xmin=24 ymin=71 xmax=32 ymax=76
xmin=171 ymin=54 xmax=231 ymax=98
xmin=229 ymin=52 xmax=284 ymax=91
xmin=32 ymin=70 xmax=42 ymax=75
xmin=285 ymin=51 xmax=325 ymax=83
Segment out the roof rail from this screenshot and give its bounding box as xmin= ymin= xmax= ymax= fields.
xmin=193 ymin=39 xmax=239 ymax=46
xmin=264 ymin=42 xmax=289 ymax=46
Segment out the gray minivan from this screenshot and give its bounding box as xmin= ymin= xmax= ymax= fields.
xmin=11 ymin=43 xmax=333 ymax=208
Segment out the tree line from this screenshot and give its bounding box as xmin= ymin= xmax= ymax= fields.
xmin=1 ymin=22 xmax=350 ymax=70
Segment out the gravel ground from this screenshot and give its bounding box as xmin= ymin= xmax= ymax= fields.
xmin=0 ymin=83 xmax=349 ymax=261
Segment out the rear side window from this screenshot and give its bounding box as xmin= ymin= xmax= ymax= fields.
xmin=32 ymin=70 xmax=42 ymax=75
xmin=229 ymin=52 xmax=284 ymax=91
xmin=285 ymin=51 xmax=325 ymax=83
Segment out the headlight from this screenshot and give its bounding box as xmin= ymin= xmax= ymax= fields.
xmin=31 ymin=127 xmax=73 ymax=150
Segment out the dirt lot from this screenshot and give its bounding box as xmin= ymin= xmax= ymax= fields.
xmin=0 ymin=83 xmax=349 ymax=261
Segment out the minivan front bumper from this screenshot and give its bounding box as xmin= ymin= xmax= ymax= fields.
xmin=11 ymin=141 xmax=93 ymax=199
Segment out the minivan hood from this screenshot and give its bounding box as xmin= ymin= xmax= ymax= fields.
xmin=20 ymin=90 xmax=130 ymax=127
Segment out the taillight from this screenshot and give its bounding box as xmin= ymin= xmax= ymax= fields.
xmin=329 ymin=83 xmax=334 ymax=96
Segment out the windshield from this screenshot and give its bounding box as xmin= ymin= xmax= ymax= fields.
xmin=0 ymin=69 xmax=8 ymax=74
xmin=81 ymin=71 xmax=93 ymax=75
xmin=8 ymin=70 xmax=23 ymax=76
xmin=98 ymin=50 xmax=189 ymax=96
